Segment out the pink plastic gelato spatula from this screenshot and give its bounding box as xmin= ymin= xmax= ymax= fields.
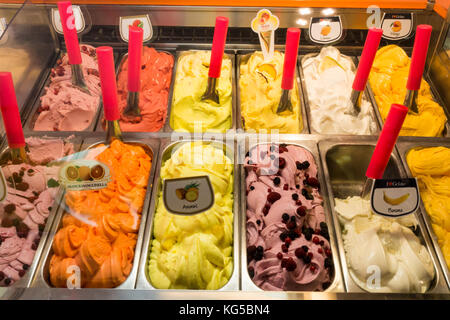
xmin=201 ymin=16 xmax=229 ymax=104
xmin=276 ymin=28 xmax=301 ymax=114
xmin=96 ymin=46 xmax=123 ymax=143
xmin=122 ymin=26 xmax=143 ymax=119
xmin=57 ymin=1 xmax=90 ymax=94
xmin=349 ymin=28 xmax=382 ymax=115
xmin=0 ymin=72 xmax=28 ymax=163
xmin=361 ymin=103 xmax=408 ymax=198
xmin=403 ymin=24 xmax=432 ymax=114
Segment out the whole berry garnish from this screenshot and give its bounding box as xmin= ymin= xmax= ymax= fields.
xmin=286 ymin=258 xmax=297 ymax=271
xmin=307 ymin=177 xmax=319 ymax=188
xmin=248 ymin=267 xmax=255 ymax=278
xmin=296 ymin=206 xmax=307 ymax=216
xmin=292 ymin=193 xmax=299 ymax=201
xmin=313 ymin=236 xmax=320 ymax=244
xmin=247 ymin=246 xmax=257 ymax=260
xmin=267 ymin=192 xmax=281 ymax=203
xmin=310 ymin=265 xmax=317 ymax=273
xmin=295 ymin=247 xmax=306 ymax=258
xmin=282 ymin=244 xmax=288 ymax=252
xmin=277 ymin=252 xmax=283 ymax=260
xmin=282 ymin=213 xmax=289 ymax=222
xmin=273 ymin=177 xmax=281 ymax=185
xmin=278 ymin=157 xmax=286 ymax=169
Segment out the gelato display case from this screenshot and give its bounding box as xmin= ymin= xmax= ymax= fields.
xmin=0 ymin=0 xmax=449 ymax=300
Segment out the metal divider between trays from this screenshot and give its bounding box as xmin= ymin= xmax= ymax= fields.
xmin=135 ymin=138 xmax=240 ymax=291
xmin=31 ymin=133 xmax=160 ymax=289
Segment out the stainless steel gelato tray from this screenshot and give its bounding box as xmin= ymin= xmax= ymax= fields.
xmin=136 ymin=138 xmax=240 ymax=290
xmin=0 ymin=134 xmax=82 ymax=299
xmin=397 ymin=139 xmax=450 ymax=289
xmin=240 ymin=137 xmax=344 ymax=292
xmin=95 ymin=49 xmax=176 ymax=133
xmin=299 ymin=52 xmax=380 ymax=136
xmin=164 ymin=50 xmax=237 ymax=133
xmin=31 ymin=136 xmax=159 ymax=289
xmin=23 ymin=46 xmax=119 ymax=133
xmin=319 ymin=139 xmax=448 ymax=293
xmin=236 ymin=51 xmax=309 ymax=134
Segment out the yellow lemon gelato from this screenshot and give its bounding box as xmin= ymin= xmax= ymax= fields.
xmin=148 ymin=142 xmax=234 ymax=289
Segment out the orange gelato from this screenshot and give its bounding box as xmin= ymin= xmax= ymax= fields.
xmin=49 ymin=140 xmax=152 ymax=288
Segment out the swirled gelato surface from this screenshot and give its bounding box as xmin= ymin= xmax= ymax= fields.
xmin=245 ymin=144 xmax=333 ymax=291
xmin=170 ymin=51 xmax=232 ymax=133
xmin=239 ymin=51 xmax=302 ymax=133
xmin=112 ymin=47 xmax=174 ymax=132
xmin=49 ymin=139 xmax=152 ymax=288
xmin=334 ymin=196 xmax=435 ymax=293
xmin=148 ymin=142 xmax=234 ymax=289
xmin=34 ymin=45 xmax=101 ymax=131
xmin=407 ymin=147 xmax=450 ymax=270
xmin=369 ymin=45 xmax=447 ymax=137
xmin=0 ymin=137 xmax=74 ymax=286
xmin=302 ymin=46 xmax=376 ymax=135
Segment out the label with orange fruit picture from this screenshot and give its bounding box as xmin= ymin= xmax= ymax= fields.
xmin=59 ymin=159 xmax=111 ymax=191
xmin=119 ymin=14 xmax=153 ymax=42
xmin=163 ymin=176 xmax=214 ymax=215
xmin=309 ymin=16 xmax=342 ymax=44
xmin=381 ymin=13 xmax=413 ymax=40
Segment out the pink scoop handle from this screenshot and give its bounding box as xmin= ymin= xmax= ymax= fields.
xmin=352 ymin=28 xmax=382 ymax=92
xmin=58 ymin=1 xmax=82 ymax=65
xmin=209 ymin=16 xmax=229 ymax=78
xmin=281 ymin=28 xmax=301 ymax=90
xmin=366 ymin=104 xmax=408 ymax=180
xmin=96 ymin=47 xmax=120 ymax=121
xmin=0 ymin=72 xmax=25 ymax=148
xmin=127 ymin=26 xmax=143 ymax=93
xmin=407 ymin=24 xmax=432 ymax=91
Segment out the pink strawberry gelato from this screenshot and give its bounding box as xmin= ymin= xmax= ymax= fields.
xmin=245 ymin=144 xmax=333 ymax=291
xmin=0 ymin=137 xmax=74 ymax=286
xmin=33 ymin=45 xmax=101 ymax=131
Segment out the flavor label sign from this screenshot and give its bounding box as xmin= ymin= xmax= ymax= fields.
xmin=309 ymin=16 xmax=342 ymax=44
xmin=163 ymin=176 xmax=214 ymax=215
xmin=52 ymin=5 xmax=85 ymax=34
xmin=119 ymin=15 xmax=153 ymax=42
xmin=371 ymin=178 xmax=420 ymax=217
xmin=0 ymin=168 xmax=7 ymax=203
xmin=59 ymin=160 xmax=111 ymax=191
xmin=251 ymin=9 xmax=280 ymax=61
xmin=381 ymin=13 xmax=413 ymax=40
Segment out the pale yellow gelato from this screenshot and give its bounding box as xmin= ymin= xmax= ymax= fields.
xmin=170 ymin=51 xmax=232 ymax=133
xmin=148 ymin=142 xmax=234 ymax=289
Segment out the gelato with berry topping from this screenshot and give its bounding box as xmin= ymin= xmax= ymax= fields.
xmin=0 ymin=137 xmax=75 ymax=287
xmin=33 ymin=44 xmax=101 ymax=131
xmin=245 ymin=144 xmax=333 ymax=291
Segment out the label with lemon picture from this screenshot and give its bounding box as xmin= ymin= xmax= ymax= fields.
xmin=163 ymin=176 xmax=214 ymax=215
xmin=59 ymin=160 xmax=111 ymax=191
xmin=371 ymin=178 xmax=419 ymax=217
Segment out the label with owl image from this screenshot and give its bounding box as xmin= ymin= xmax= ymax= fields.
xmin=163 ymin=176 xmax=215 ymax=215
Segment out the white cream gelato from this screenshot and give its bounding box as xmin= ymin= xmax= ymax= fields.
xmin=334 ymin=196 xmax=435 ymax=293
xmin=302 ymin=46 xmax=377 ymax=135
